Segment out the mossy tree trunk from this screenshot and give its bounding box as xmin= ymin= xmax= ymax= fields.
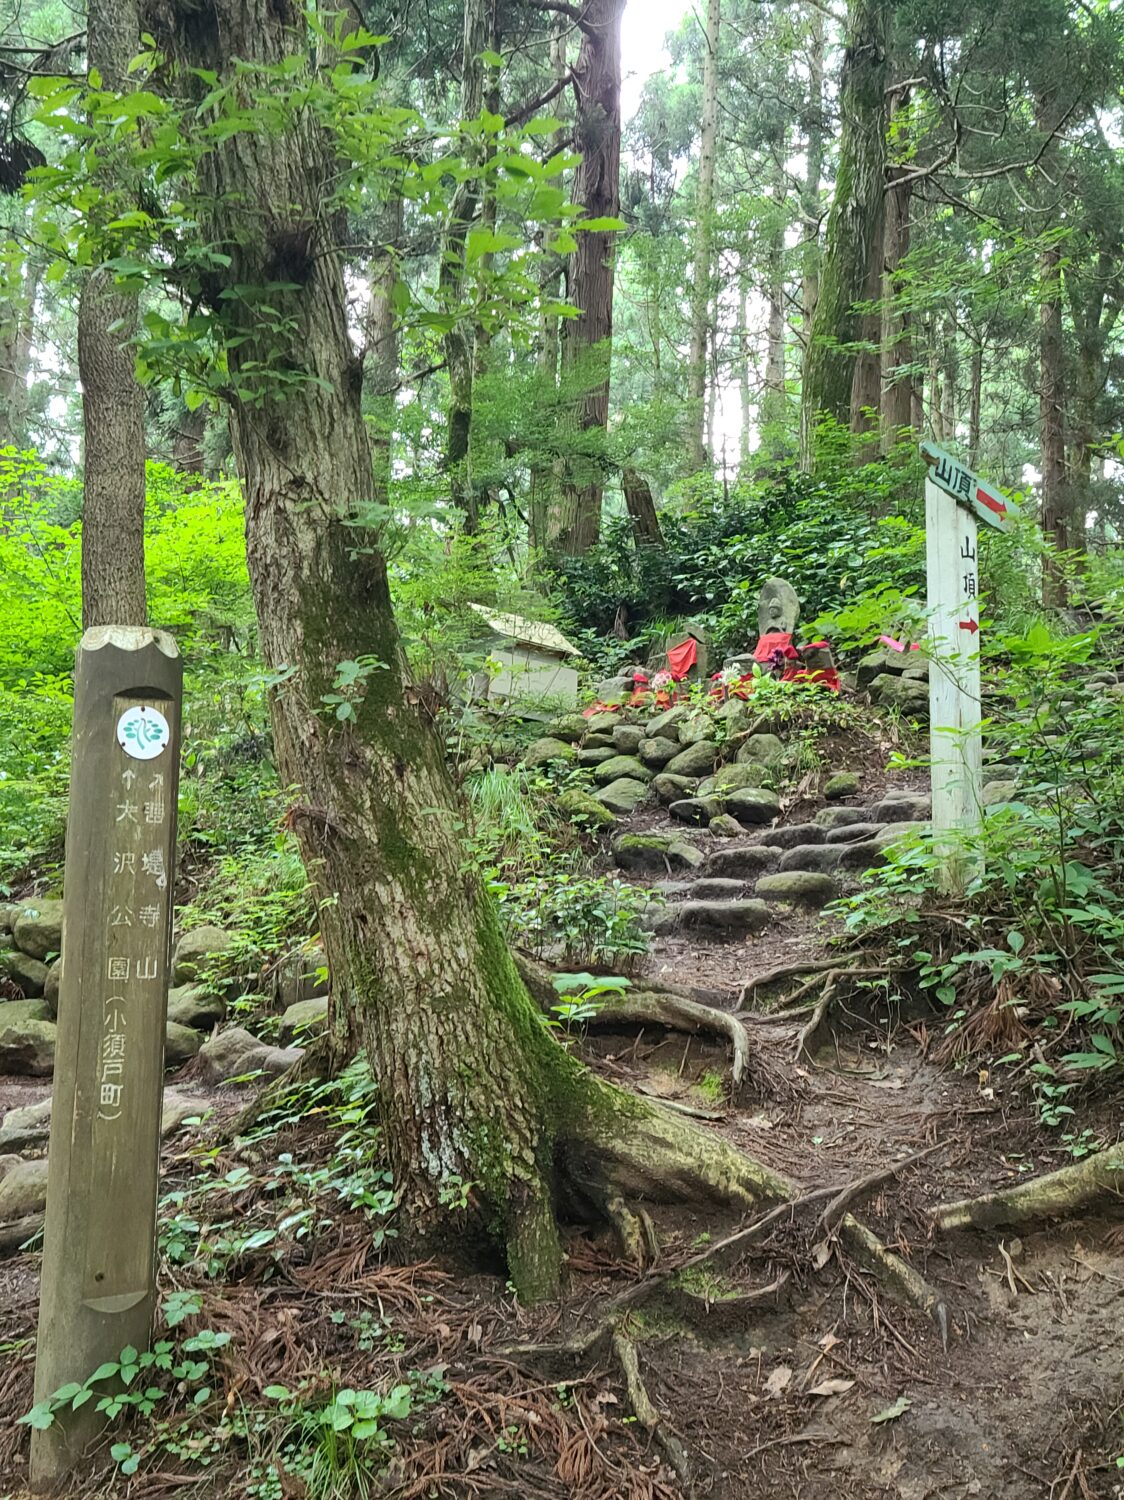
xmin=81 ymin=0 xmax=147 ymax=628
xmin=550 ymin=0 xmax=626 ymax=555
xmin=799 ymin=0 xmax=888 ymax=468
xmin=148 ymin=0 xmax=792 ymax=1303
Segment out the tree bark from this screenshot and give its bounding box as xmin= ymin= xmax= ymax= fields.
xmin=440 ymin=0 xmax=497 ymax=531
xmin=1039 ymin=234 xmax=1069 ymax=603
xmin=553 ymin=0 xmax=626 ymax=555
xmin=737 ymin=273 xmax=752 ymax=467
xmin=366 ymin=194 xmax=403 ymax=508
xmin=0 ymin=252 xmax=40 ymax=450
xmin=880 ymin=79 xmax=914 ymax=447
xmin=800 ymin=0 xmax=888 ymax=467
xmin=80 ymin=0 xmax=147 ymax=628
xmin=686 ymin=0 xmax=720 ymax=472
xmin=760 ymin=156 xmax=788 ymax=461
xmin=799 ymin=4 xmax=825 ymax=374
xmin=967 ymin=340 xmax=983 ymax=470
xmin=622 ymin=467 xmax=663 ymax=546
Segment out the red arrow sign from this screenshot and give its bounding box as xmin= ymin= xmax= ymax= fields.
xmin=958 ymin=619 xmax=979 ymax=635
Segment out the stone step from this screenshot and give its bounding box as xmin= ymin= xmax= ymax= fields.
xmin=613 ymin=833 xmax=705 ymax=874
xmin=777 ymin=822 xmax=928 ymax=875
xmin=653 ymin=899 xmax=770 ymax=940
xmin=754 ymin=872 xmax=839 ymax=908
xmin=657 ymin=877 xmax=747 ymax=902
xmin=705 ymin=845 xmax=780 ymax=879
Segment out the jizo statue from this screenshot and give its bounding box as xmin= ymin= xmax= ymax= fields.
xmin=757 ymin=578 xmax=800 ymax=638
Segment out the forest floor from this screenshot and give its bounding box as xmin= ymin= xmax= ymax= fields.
xmin=1 ymin=749 xmax=1123 ymax=1498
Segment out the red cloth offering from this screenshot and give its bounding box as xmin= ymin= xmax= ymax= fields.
xmin=754 ymin=630 xmax=794 ymax=663
xmin=667 ymin=637 xmax=699 ymax=680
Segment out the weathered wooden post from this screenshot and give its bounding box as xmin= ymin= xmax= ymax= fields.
xmin=921 ymin=441 xmax=1013 ymax=893
xmin=31 ymin=626 xmax=181 ymax=1488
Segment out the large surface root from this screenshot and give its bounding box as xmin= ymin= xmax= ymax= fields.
xmin=933 ymin=1141 xmax=1124 ymax=1232
xmin=560 ymin=1089 xmax=949 ymax=1331
xmin=516 ymin=951 xmax=752 ymax=1090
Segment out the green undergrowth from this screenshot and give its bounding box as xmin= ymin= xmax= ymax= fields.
xmin=833 ymin=618 xmax=1124 ymax=1138
xmin=21 ymin=1058 xmax=451 ymax=1496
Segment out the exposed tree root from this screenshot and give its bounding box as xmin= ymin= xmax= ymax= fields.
xmin=933 ymin=1142 xmax=1124 ymax=1233
xmin=739 ymin=957 xmax=851 ymax=1009
xmin=515 ymin=950 xmax=753 ymax=1091
xmin=565 ymin=1096 xmax=796 ymax=1226
xmin=793 ymin=973 xmax=839 ymax=1061
xmin=611 ymin=1327 xmax=692 ymax=1486
xmin=816 ymin=1144 xmax=945 ymax=1234
xmin=603 ymin=1192 xmax=660 ymax=1268
xmin=835 ymin=1216 xmax=950 ymax=1349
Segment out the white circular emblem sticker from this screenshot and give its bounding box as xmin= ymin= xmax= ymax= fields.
xmin=117 ymin=706 xmax=171 ymax=761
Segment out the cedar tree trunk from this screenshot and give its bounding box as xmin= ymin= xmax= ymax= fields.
xmin=800 ymin=0 xmax=887 ymax=467
xmin=686 ymin=0 xmax=720 ymax=471
xmin=81 ymin=0 xmax=147 ymax=627
xmin=553 ymin=0 xmax=626 ymax=554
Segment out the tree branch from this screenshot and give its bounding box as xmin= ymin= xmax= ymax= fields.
xmin=505 ymin=68 xmax=575 ymax=128
xmin=532 ymin=1 xmax=597 ymax=40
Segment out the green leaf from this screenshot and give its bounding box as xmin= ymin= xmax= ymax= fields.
xmin=573 ymin=216 xmax=626 ymax=232
xmin=871 ymin=1395 xmax=911 ymax=1424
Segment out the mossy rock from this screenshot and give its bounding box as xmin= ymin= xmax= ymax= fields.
xmin=664 ymin=740 xmax=719 ymax=779
xmin=735 ymin=733 xmax=785 ymax=766
xmin=522 ymin=736 xmax=576 ymax=769
xmin=678 ymin=712 xmax=717 ymax=747
xmin=755 ymin=872 xmax=839 ymax=908
xmin=173 ymin=926 xmax=238 ymax=986
xmin=43 ymin=958 xmax=61 ymax=1016
xmin=646 ymin=704 xmax=690 ymax=740
xmin=709 ymin=813 xmax=743 ymax=838
xmin=814 ymin=805 xmax=868 ymax=830
xmin=593 ymin=778 xmax=650 ymax=815
xmin=638 ymin=736 xmax=680 ymax=768
xmin=166 ymin=984 xmax=226 ymax=1031
xmin=698 ymin=762 xmax=768 ymax=797
xmin=165 ymin=1022 xmax=204 ymax=1066
xmin=867 ymin=673 xmax=929 ymax=716
xmin=651 ymin=772 xmax=700 ymax=804
xmin=669 ymin=796 xmax=722 ymax=827
xmin=592 ymin=755 xmax=652 ymax=786
xmin=11 ymin=899 xmax=64 ymax=961
xmin=825 ymin=771 xmax=861 ymax=800
xmin=577 ymin=746 xmax=618 ymax=767
xmin=612 ymin=833 xmax=703 ymax=873
xmin=549 ymin=713 xmax=590 ymax=743
xmin=2 ymin=951 xmax=49 ymax=997
xmin=612 ymin=724 xmax=645 ymax=755
xmin=559 ymin=788 xmax=617 ymax=828
xmin=725 ymin=787 xmax=782 ymax=825
xmin=586 ymin=711 xmax=621 ymax=734
xmin=279 ymin=995 xmax=330 ymax=1046
xmin=0 ymin=1016 xmax=56 ymax=1076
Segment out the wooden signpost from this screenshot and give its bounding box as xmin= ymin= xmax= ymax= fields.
xmin=31 ymin=627 xmax=181 ymax=1488
xmin=921 ymin=441 xmax=1014 ymax=892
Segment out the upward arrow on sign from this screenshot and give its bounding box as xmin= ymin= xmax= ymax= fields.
xmin=921 ymin=440 xmax=1015 ymax=534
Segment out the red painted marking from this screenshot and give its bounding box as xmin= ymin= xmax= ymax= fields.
xmin=976 ymin=486 xmax=1006 ymax=518
xmin=959 ymin=620 xmax=979 ymax=635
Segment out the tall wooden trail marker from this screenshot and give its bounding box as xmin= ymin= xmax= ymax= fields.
xmin=31 ymin=627 xmax=181 ymax=1489
xmin=921 ymin=441 xmax=1015 ymax=893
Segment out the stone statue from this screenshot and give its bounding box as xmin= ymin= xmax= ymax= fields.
xmin=757 ymin=577 xmax=800 ymax=637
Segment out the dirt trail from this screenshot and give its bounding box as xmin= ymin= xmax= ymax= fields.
xmin=585 ymin=761 xmax=1124 ymax=1499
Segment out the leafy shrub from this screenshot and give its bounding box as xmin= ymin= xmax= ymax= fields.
xmin=491 ymin=868 xmax=655 ymax=968
xmin=550 ymin=456 xmax=927 ymax=664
